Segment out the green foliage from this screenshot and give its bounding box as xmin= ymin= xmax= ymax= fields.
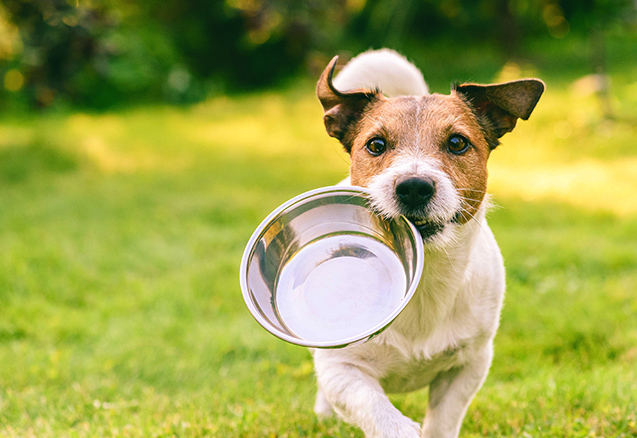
xmin=0 ymin=0 xmax=635 ymax=108
xmin=0 ymin=0 xmax=182 ymax=108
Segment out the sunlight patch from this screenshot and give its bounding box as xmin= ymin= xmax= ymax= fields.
xmin=490 ymin=158 xmax=637 ymax=217
xmin=80 ymin=135 xmax=188 ymax=173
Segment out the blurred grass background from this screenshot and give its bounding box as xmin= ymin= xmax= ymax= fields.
xmin=1 ymin=1 xmax=636 ymax=437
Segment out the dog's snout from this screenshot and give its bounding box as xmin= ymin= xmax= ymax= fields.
xmin=395 ymin=176 xmax=435 ymax=209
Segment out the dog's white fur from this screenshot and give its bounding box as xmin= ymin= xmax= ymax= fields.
xmin=333 ymin=48 xmax=429 ymax=97
xmin=312 ymin=50 xmax=506 ymax=438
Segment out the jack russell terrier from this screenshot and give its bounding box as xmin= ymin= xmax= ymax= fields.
xmin=311 ymin=49 xmax=544 ymax=438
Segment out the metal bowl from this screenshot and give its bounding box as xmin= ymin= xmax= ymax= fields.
xmin=239 ymin=186 xmax=424 ymax=348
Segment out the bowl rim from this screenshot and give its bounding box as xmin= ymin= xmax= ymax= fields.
xmin=239 ymin=185 xmax=424 ymax=348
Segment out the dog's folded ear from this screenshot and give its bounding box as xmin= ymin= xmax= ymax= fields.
xmin=317 ymin=56 xmax=382 ymax=153
xmin=455 ymin=79 xmax=545 ymax=146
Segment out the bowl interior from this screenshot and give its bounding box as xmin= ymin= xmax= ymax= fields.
xmin=241 ymin=187 xmax=423 ymax=348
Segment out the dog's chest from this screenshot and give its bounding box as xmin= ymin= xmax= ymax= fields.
xmin=379 ymin=343 xmax=467 ymax=393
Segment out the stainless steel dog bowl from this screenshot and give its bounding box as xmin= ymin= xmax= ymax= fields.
xmin=239 ymin=186 xmax=424 ymax=348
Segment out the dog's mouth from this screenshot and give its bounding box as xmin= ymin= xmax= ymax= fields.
xmin=406 ymin=217 xmax=446 ymax=240
xmin=405 ymin=212 xmax=463 ymax=240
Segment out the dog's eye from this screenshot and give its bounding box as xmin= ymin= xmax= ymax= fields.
xmin=365 ymin=138 xmax=387 ymax=156
xmin=448 ymin=135 xmax=470 ymax=155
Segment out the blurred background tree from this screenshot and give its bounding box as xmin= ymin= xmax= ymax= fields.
xmin=0 ymin=0 xmax=635 ymax=109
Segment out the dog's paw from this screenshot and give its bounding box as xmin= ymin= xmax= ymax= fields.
xmin=314 ymin=403 xmax=335 ymax=420
xmin=314 ymin=390 xmax=335 ymax=419
xmin=373 ymin=417 xmax=421 ymax=438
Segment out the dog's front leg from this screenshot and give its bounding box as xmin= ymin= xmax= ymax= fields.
xmin=314 ymin=355 xmax=421 ymax=438
xmin=421 ymin=344 xmax=493 ymax=438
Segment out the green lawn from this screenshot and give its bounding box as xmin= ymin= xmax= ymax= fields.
xmin=1 ymin=37 xmax=637 ymax=437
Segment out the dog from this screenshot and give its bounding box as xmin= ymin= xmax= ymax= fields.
xmin=311 ymin=49 xmax=544 ymax=438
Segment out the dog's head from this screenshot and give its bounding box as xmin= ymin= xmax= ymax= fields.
xmin=317 ymin=56 xmax=544 ymax=246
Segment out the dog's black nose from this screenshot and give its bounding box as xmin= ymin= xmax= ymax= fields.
xmin=396 ymin=176 xmax=435 ymax=209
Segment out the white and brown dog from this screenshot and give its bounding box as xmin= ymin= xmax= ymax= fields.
xmin=312 ymin=49 xmax=544 ymax=438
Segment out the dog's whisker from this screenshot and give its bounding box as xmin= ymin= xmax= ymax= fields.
xmin=458 ymin=206 xmax=490 ymax=240
xmin=454 ymin=188 xmax=488 ymax=193
xmin=439 ymin=245 xmax=459 ymax=274
xmin=458 ymin=196 xmax=486 ymax=204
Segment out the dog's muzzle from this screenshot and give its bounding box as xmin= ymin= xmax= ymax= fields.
xmin=394 ymin=176 xmax=452 ymax=240
xmin=395 ymin=176 xmax=435 ymax=211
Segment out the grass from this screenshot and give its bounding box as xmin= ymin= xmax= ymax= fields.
xmin=1 ymin=34 xmax=636 ymax=437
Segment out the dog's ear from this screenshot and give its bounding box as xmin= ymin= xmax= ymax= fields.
xmin=317 ymin=56 xmax=382 ymax=153
xmin=455 ymin=79 xmax=545 ymax=147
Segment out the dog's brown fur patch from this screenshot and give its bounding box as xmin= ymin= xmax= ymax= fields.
xmin=346 ymin=94 xmax=490 ymax=223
